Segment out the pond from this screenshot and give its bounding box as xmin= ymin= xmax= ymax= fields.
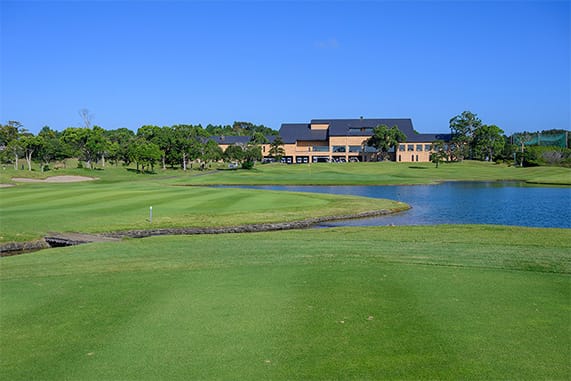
xmin=233 ymin=182 xmax=571 ymax=229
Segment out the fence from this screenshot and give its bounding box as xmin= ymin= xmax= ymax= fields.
xmin=512 ymin=132 xmax=568 ymax=148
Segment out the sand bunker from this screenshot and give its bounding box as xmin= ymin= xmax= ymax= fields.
xmin=11 ymin=175 xmax=98 ymax=183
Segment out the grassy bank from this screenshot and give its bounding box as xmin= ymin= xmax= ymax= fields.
xmin=0 ymin=180 xmax=406 ymax=243
xmin=167 ymin=161 xmax=571 ymax=186
xmin=1 ymin=160 xmax=570 ymax=186
xmin=1 ymin=225 xmax=569 ymax=380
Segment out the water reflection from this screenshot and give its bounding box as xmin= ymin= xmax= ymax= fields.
xmin=232 ymin=182 xmax=571 ymax=228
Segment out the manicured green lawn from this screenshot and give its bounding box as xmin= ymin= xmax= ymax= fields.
xmin=2 ymin=160 xmax=570 ymax=187
xmin=173 ymin=161 xmax=571 ymax=186
xmin=1 ymin=225 xmax=569 ymax=380
xmin=0 ymin=180 xmax=406 ymax=243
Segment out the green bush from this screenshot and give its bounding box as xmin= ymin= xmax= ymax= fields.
xmin=241 ymin=160 xmax=255 ymax=170
xmin=520 ymin=146 xmax=571 ymax=167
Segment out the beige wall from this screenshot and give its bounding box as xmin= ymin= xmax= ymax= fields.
xmin=396 ymin=143 xmax=434 ymax=162
xmin=310 ymin=123 xmax=330 ymax=130
xmin=217 ymin=136 xmax=437 ymax=163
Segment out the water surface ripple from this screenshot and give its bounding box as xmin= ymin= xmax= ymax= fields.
xmin=233 ymin=182 xmax=571 ymax=228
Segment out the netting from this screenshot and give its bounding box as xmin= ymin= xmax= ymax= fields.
xmin=513 ymin=133 xmax=568 ymax=148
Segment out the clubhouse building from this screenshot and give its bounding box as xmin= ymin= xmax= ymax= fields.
xmin=212 ymin=118 xmax=452 ymax=164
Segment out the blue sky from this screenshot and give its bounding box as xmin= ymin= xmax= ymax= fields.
xmin=1 ymin=0 xmax=569 ymax=135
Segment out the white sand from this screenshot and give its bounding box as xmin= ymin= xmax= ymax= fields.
xmin=11 ymin=175 xmax=98 ymax=183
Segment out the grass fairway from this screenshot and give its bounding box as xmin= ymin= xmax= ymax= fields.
xmin=1 ymin=225 xmax=569 ymax=380
xmin=2 ymin=161 xmax=570 ymax=187
xmin=0 ymin=181 xmax=405 ymax=243
xmin=174 ymin=161 xmax=571 ymax=186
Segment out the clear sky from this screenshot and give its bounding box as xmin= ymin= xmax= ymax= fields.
xmin=1 ymin=0 xmax=569 ymax=135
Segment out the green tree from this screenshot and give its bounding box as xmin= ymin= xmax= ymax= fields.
xmin=242 ymin=144 xmax=262 ymax=169
xmin=128 ymin=138 xmax=163 ymax=173
xmin=37 ymin=126 xmax=67 ymax=169
xmin=224 ymin=144 xmax=245 ymax=163
xmin=251 ymin=132 xmax=269 ymax=145
xmin=19 ymin=134 xmax=44 ymax=171
xmin=514 ymin=133 xmax=533 ymax=167
xmin=61 ymin=126 xmax=108 ymax=169
xmin=105 ymin=128 xmax=135 ymax=166
xmin=202 ymin=139 xmax=223 ymax=165
xmin=430 ymin=140 xmax=448 ymax=168
xmin=366 ymin=124 xmax=406 ymax=161
xmin=449 ymin=111 xmax=482 ymax=161
xmin=473 ymin=124 xmax=505 ymax=161
xmin=1 ymin=121 xmax=24 ymax=169
xmin=173 ymin=125 xmax=204 ymax=170
xmin=268 ymin=136 xmax=286 ymax=162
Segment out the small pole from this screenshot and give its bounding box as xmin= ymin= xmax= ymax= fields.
xmin=149 ymin=206 xmax=153 ymax=224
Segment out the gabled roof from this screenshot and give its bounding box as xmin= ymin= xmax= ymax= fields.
xmin=311 ymin=118 xmax=417 ymax=138
xmin=279 ymin=118 xmax=451 ymax=143
xmin=406 ymin=133 xmax=453 ymax=143
xmin=279 ymin=123 xmax=328 ymax=144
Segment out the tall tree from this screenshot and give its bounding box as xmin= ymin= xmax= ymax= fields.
xmin=1 ymin=121 xmax=24 ymax=169
xmin=128 ymin=138 xmax=163 ymax=173
xmin=449 ymin=111 xmax=482 ymax=161
xmin=366 ymin=124 xmax=406 ymax=161
xmin=61 ymin=127 xmax=106 ymax=169
xmin=19 ymin=134 xmax=43 ymax=171
xmin=173 ymin=125 xmax=203 ymax=170
xmin=37 ymin=126 xmax=66 ymax=169
xmin=268 ymin=136 xmax=286 ymax=162
xmin=224 ymin=144 xmax=245 ymax=163
xmin=202 ymin=139 xmax=223 ymax=165
xmin=513 ymin=132 xmax=533 ymax=167
xmin=105 ymin=128 xmax=135 ymax=166
xmin=473 ymin=124 xmax=505 ymax=161
xmin=242 ymin=143 xmax=262 ymax=169
xmin=430 ymin=140 xmax=448 ymax=168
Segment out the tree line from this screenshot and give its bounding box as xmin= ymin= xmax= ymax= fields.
xmin=364 ymin=111 xmax=570 ymax=167
xmin=445 ymin=111 xmax=570 ymax=166
xmin=0 ymin=119 xmax=281 ymax=172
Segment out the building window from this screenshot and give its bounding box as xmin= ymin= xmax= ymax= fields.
xmin=416 ymin=144 xmax=423 ymax=151
xmin=407 ymin=144 xmax=414 ymax=151
xmin=332 ymin=146 xmax=346 ymax=153
xmin=399 ymin=145 xmax=405 ymax=151
xmin=411 ymin=154 xmax=414 ymax=161
xmin=425 ymin=144 xmax=432 ymax=151
xmin=312 ymin=146 xmax=330 ymax=152
xmin=348 ymin=145 xmax=362 ymax=153
xmin=398 ymin=154 xmax=401 ymax=162
xmin=416 ymin=155 xmax=419 ymax=162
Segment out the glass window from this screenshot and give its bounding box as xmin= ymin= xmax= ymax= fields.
xmin=425 ymin=144 xmax=432 ymax=151
xmin=332 ymin=145 xmax=346 ymax=153
xmin=399 ymin=144 xmax=405 ymax=151
xmin=416 ymin=145 xmax=423 ymax=151
xmin=348 ymin=145 xmax=362 ymax=153
xmin=312 ymin=146 xmax=330 ymax=152
xmin=407 ymin=144 xmax=414 ymax=151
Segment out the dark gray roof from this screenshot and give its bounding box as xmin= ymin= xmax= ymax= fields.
xmin=311 ymin=118 xmax=417 ymax=137
xmin=406 ymin=133 xmax=452 ymax=143
xmin=279 ymin=119 xmax=451 ymax=143
xmin=279 ymin=123 xmax=328 ymax=144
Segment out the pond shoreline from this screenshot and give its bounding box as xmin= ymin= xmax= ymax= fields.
xmin=0 ymin=206 xmax=409 ymax=256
